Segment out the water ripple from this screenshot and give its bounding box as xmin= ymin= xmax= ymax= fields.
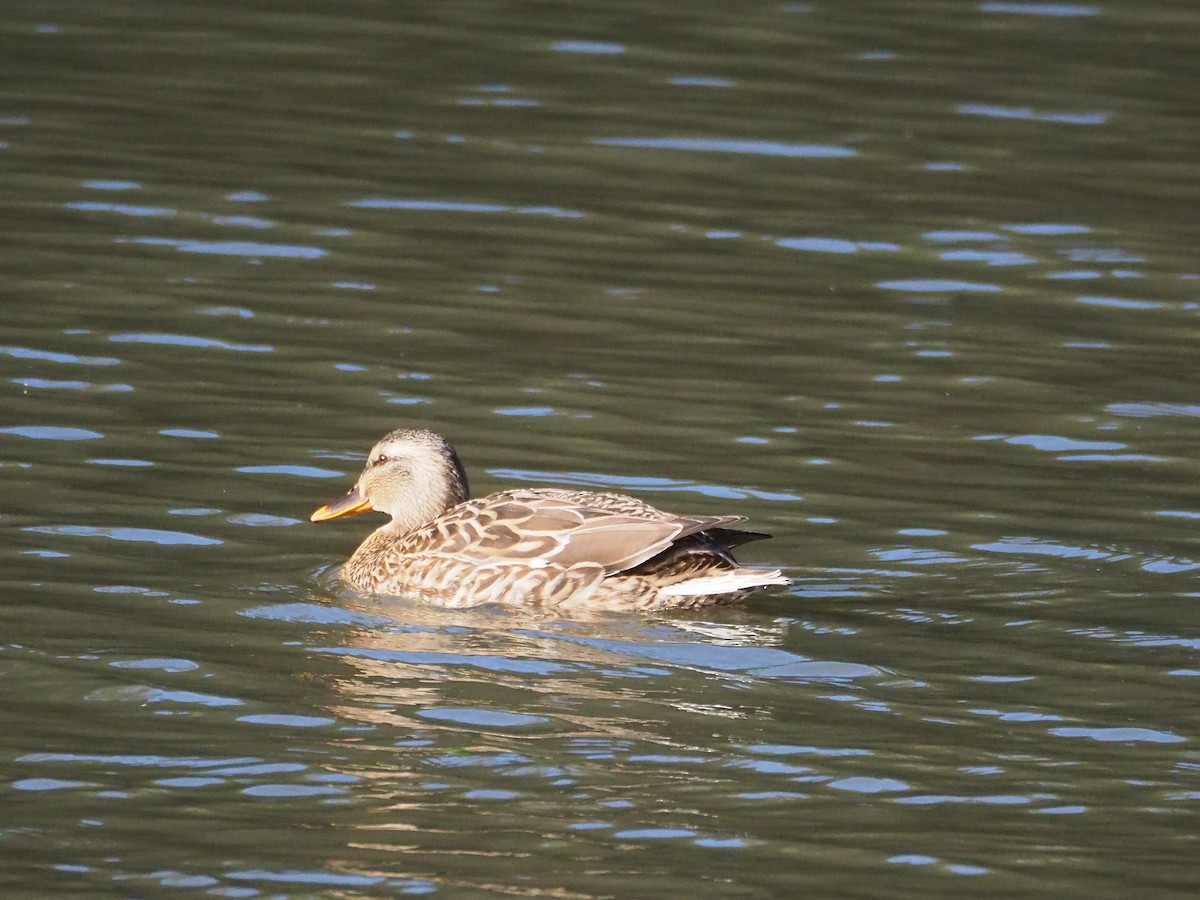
xmin=13 ymin=377 xmax=132 ymax=392
xmin=923 ymin=230 xmax=1002 ymax=243
xmin=237 ymin=714 xmax=337 ymax=727
xmin=82 ymin=179 xmax=140 ymax=190
xmin=317 ymin=645 xmax=574 ymax=675
xmin=66 ymin=201 xmax=176 ymax=217
xmin=593 ymin=137 xmax=856 ymax=158
xmin=1004 ymin=222 xmax=1091 ymax=236
xmin=160 ymin=428 xmax=219 ymax=438
xmin=980 ymin=2 xmax=1099 ymax=15
xmin=0 ymin=344 xmax=121 ymax=365
xmin=26 ymin=525 xmax=221 ymax=546
xmin=1002 ymin=434 xmax=1124 ymax=452
xmin=19 ymin=752 xmax=259 ymax=768
xmin=12 ymin=778 xmax=92 ymax=791
xmin=550 ymin=40 xmax=626 ymax=54
xmin=1 ymin=425 xmax=103 ymax=440
xmin=110 ymin=658 xmax=199 ymax=673
xmin=1107 ymin=402 xmax=1200 ymax=419
xmin=237 ymin=465 xmax=344 ymax=478
xmin=418 ymin=707 xmax=548 ymax=728
xmin=530 ymin=632 xmax=878 ymax=680
xmin=973 ymin=537 xmax=1113 ymax=561
xmin=347 ymin=198 xmax=584 ymax=218
xmin=1049 ymin=726 xmax=1184 ymax=744
xmin=877 ymin=279 xmax=1002 ymax=293
xmin=939 ymin=249 xmax=1036 ymax=266
xmin=227 ymin=869 xmax=429 ymax=891
xmin=669 ymin=75 xmax=735 ymax=88
xmin=110 ymin=332 xmax=273 ymax=352
xmin=122 ymin=237 xmax=326 ymax=258
xmin=1078 ymin=296 xmax=1164 ymax=310
xmin=777 ymin=237 xmax=900 ymax=254
xmin=958 ymin=104 xmax=1108 ymax=125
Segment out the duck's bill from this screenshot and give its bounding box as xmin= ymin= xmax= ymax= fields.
xmin=310 ymin=487 xmax=373 ymax=522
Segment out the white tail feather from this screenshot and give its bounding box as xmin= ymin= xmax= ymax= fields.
xmin=659 ymin=569 xmax=789 ymax=598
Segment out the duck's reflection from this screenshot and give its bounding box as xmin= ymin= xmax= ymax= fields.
xmin=297 ymin=587 xmax=878 ymax=738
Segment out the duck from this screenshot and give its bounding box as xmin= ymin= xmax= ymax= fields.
xmin=310 ymin=428 xmax=789 ymax=610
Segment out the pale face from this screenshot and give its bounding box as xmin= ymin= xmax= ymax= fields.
xmin=311 ymin=429 xmax=468 ymax=529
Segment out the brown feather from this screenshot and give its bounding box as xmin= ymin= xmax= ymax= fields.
xmin=313 ymin=430 xmax=789 ymax=609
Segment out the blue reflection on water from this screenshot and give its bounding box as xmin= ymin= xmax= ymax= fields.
xmin=1003 ymin=434 xmax=1124 ymax=452
xmin=940 ymin=249 xmax=1035 ymax=266
xmin=82 ymin=179 xmax=140 ymax=190
xmin=0 ymin=345 xmax=120 ymax=365
xmin=980 ymin=2 xmax=1099 ymax=15
xmin=549 ymin=40 xmax=625 ymax=54
xmin=227 ymin=868 xmax=391 ymax=886
xmin=877 ymin=279 xmax=1001 ymax=292
xmin=236 ymin=465 xmax=343 ymax=478
xmin=777 ymin=237 xmax=900 ymax=254
xmin=1050 ymin=726 xmax=1184 ymax=744
xmin=208 ymin=213 xmax=274 ymax=229
xmin=12 ymin=778 xmax=91 ymax=791
xmin=123 ymin=237 xmax=326 ymax=258
xmin=1077 ymin=296 xmax=1164 ymax=310
xmin=110 ymin=333 xmax=273 ymax=352
xmin=66 ymin=201 xmax=176 ymax=217
xmin=923 ymin=230 xmax=1001 ymax=243
xmin=110 ymin=658 xmax=199 ymax=672
xmin=524 ymin=630 xmax=877 ymax=680
xmin=19 ymin=752 xmax=259 ymax=767
xmin=419 ymin=707 xmax=548 ymax=727
xmin=15 ymin=378 xmax=133 ymax=391
xmin=160 ymin=428 xmax=219 ymax=438
xmin=973 ymin=537 xmax=1111 ymax=560
xmin=495 ymin=406 xmax=556 ymax=417
xmin=1107 ymin=403 xmax=1200 ymax=419
xmin=26 ymin=524 xmax=221 ymax=546
xmin=669 ymin=75 xmax=734 ymax=87
xmin=958 ymin=104 xmax=1108 ymax=125
xmin=594 ymin=137 xmax=855 ymax=158
xmin=1 ymin=425 xmax=103 ymax=440
xmin=237 ymin=714 xmax=337 ymax=727
xmin=347 ymin=198 xmax=584 ymax=218
xmin=1004 ymin=222 xmax=1091 ymax=235
xmin=613 ymin=827 xmax=695 ymax=839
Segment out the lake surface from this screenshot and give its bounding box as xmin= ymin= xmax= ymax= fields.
xmin=3 ymin=0 xmax=1199 ymax=896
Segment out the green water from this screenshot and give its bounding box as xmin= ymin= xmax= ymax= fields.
xmin=2 ymin=1 xmax=1199 ymax=896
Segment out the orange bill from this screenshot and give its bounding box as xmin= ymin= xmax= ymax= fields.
xmin=310 ymin=486 xmax=373 ymax=522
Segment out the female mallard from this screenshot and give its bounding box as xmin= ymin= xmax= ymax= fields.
xmin=311 ymin=428 xmax=788 ymax=610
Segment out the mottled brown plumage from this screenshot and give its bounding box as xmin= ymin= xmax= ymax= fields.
xmin=311 ymin=428 xmax=788 ymax=610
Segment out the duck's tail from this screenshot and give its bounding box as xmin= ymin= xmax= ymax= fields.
xmin=658 ymin=568 xmax=789 ymax=599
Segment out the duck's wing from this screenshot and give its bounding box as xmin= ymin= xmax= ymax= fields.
xmin=398 ymin=490 xmax=747 ymax=575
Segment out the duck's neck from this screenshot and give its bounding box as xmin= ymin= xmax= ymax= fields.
xmin=343 ymin=520 xmax=411 ymax=589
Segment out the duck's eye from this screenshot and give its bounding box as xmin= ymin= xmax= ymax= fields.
xmin=374 ymin=453 xmax=389 ymax=465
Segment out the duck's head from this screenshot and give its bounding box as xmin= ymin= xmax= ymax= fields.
xmin=310 ymin=428 xmax=470 ymax=531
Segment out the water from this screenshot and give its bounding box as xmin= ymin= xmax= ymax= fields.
xmin=3 ymin=0 xmax=1199 ymax=896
